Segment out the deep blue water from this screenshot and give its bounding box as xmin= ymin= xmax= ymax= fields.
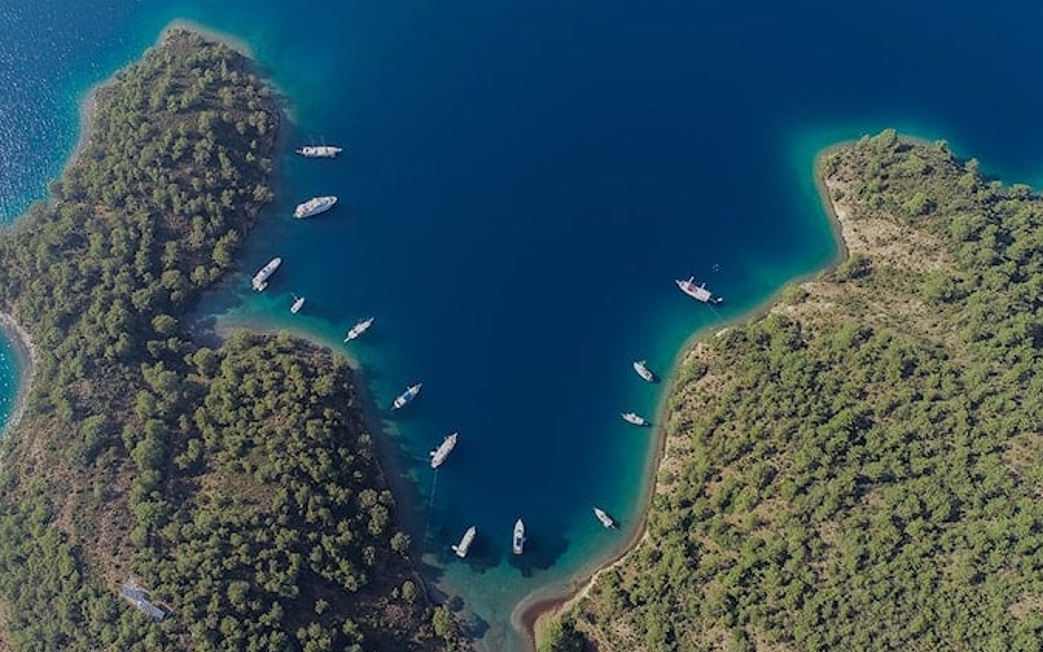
xmin=3 ymin=1 xmax=1043 ymax=649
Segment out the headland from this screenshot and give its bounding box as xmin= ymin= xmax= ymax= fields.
xmin=0 ymin=27 xmax=453 ymax=652
xmin=550 ymin=130 xmax=1043 ymax=650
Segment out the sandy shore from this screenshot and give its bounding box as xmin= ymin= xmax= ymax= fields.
xmin=513 ymin=145 xmax=858 ymax=650
xmin=0 ymin=311 xmax=37 ymax=440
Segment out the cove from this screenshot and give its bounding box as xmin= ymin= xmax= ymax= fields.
xmin=4 ymin=1 xmax=1043 ymax=650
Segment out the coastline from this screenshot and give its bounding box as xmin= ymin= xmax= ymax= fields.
xmin=67 ymin=20 xmax=258 ymax=175
xmin=204 ymin=312 xmax=436 ymax=597
xmin=69 ymin=84 xmax=101 ymax=171
xmin=515 ymin=143 xmax=856 ymax=650
xmin=163 ymin=19 xmax=255 ymax=57
xmin=0 ymin=311 xmax=37 ymax=442
xmin=0 ymin=22 xmax=448 ymax=652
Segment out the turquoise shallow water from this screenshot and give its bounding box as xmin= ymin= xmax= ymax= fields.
xmin=4 ymin=1 xmax=1043 ymax=649
xmin=0 ymin=332 xmax=20 ymax=433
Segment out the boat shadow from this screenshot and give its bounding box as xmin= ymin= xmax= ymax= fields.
xmin=429 ymin=524 xmax=506 ymax=576
xmin=508 ymin=526 xmax=570 ymax=578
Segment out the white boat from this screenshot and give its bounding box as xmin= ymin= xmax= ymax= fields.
xmin=621 ymin=412 xmax=649 ymax=426
xmin=344 ymin=317 xmax=375 ymax=342
xmin=296 ymin=145 xmax=343 ymax=158
xmin=593 ymin=507 xmax=616 ymax=529
xmin=675 ymin=276 xmax=722 ymax=304
xmin=290 ymin=295 xmax=305 ymax=314
xmin=430 ymin=432 xmax=458 ymax=469
xmin=633 ymin=360 xmax=656 ymax=383
xmin=452 ymin=526 xmax=476 ymax=558
xmin=512 ymin=519 xmax=526 ymax=555
xmin=392 ymin=383 xmax=422 ymax=410
xmin=294 ymin=195 xmax=338 ymax=219
xmin=251 ymin=257 xmax=282 ymax=291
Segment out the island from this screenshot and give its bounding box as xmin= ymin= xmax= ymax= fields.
xmin=0 ymin=29 xmax=457 ymax=652
xmin=536 ymin=130 xmax=1043 ymax=651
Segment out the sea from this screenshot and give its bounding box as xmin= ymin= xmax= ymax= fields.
xmin=3 ymin=1 xmax=1043 ymax=649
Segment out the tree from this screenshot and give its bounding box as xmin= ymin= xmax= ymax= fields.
xmin=431 ymin=606 xmax=455 ymax=641
xmin=538 ymin=619 xmax=585 ymax=652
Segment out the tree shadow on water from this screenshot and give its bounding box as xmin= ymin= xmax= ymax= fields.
xmin=457 ymin=608 xmax=490 ymax=641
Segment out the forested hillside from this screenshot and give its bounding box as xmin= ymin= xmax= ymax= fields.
xmin=0 ymin=29 xmax=454 ymax=652
xmin=548 ymin=131 xmax=1043 ymax=652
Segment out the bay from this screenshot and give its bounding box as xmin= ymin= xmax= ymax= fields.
xmin=2 ymin=1 xmax=1043 ymax=649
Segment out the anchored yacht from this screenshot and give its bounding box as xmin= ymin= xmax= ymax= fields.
xmin=251 ymin=257 xmax=281 ymax=291
xmin=296 ymin=145 xmax=343 ymax=158
xmin=392 ymin=383 xmax=422 ymax=410
xmin=430 ymin=432 xmax=458 ymax=469
xmin=512 ymin=519 xmax=525 ymax=555
xmin=593 ymin=507 xmax=616 ymax=528
xmin=633 ymin=360 xmax=656 ymax=382
xmin=676 ymin=276 xmax=722 ymax=304
xmin=452 ymin=526 xmax=476 ymax=558
xmin=621 ymin=412 xmax=649 ymax=426
xmin=344 ymin=317 xmax=374 ymax=342
xmin=294 ymin=195 xmax=338 ymax=219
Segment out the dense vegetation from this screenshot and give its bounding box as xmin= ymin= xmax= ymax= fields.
xmin=558 ymin=130 xmax=1043 ymax=651
xmin=132 ymin=333 xmax=441 ymax=651
xmin=0 ymin=29 xmax=452 ymax=652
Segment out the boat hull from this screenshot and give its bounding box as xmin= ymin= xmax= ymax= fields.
xmin=251 ymin=257 xmax=282 ymax=291
xmin=452 ymin=526 xmax=476 ymax=558
xmin=294 ymin=196 xmax=338 ymax=219
xmin=392 ymin=383 xmax=422 ymax=410
xmin=633 ymin=361 xmax=656 ymax=382
xmin=296 ymin=145 xmax=343 ymax=158
xmin=594 ymin=507 xmax=615 ymax=528
xmin=430 ymin=432 xmax=458 ymax=468
xmin=344 ymin=317 xmax=374 ymax=341
xmin=676 ymin=276 xmax=722 ymax=304
xmin=512 ymin=519 xmax=525 ymax=555
xmin=621 ymin=412 xmax=648 ymax=426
